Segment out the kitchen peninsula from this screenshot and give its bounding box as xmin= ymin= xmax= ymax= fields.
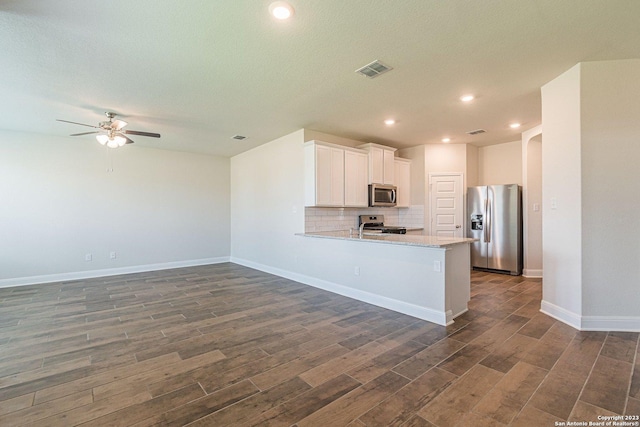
xmin=296 ymin=231 xmax=475 ymax=326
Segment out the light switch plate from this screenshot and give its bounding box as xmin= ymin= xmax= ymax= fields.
xmin=433 ymin=261 xmax=441 ymax=272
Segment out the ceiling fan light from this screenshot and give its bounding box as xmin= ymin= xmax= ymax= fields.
xmin=96 ymin=134 xmax=109 ymax=145
xmin=106 ymin=139 xmax=119 ymax=149
xmin=114 ymin=135 xmax=127 ymax=147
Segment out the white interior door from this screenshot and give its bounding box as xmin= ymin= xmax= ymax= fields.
xmin=430 ymin=173 xmax=464 ymax=238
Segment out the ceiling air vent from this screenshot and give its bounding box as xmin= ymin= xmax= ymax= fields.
xmin=231 ymin=135 xmax=247 ymax=140
xmin=466 ymin=129 xmax=487 ymax=136
xmin=355 ymin=60 xmax=393 ymax=78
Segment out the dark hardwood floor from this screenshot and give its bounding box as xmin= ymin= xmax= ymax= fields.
xmin=0 ymin=263 xmax=637 ymax=426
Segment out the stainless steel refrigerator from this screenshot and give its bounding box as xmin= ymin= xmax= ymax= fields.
xmin=468 ymin=184 xmax=522 ymax=275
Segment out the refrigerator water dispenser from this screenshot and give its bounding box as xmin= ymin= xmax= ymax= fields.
xmin=470 ymin=214 xmax=483 ymax=230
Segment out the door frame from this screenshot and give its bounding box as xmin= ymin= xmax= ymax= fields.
xmin=428 ymin=172 xmax=465 ymax=237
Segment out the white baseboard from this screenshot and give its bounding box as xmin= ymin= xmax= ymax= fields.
xmin=580 ymin=316 xmax=640 ymax=332
xmin=540 ymin=300 xmax=581 ymax=330
xmin=0 ymin=257 xmax=230 ymax=289
xmin=231 ymin=257 xmax=451 ymax=326
xmin=540 ymin=300 xmax=640 ymax=331
xmin=523 ymin=269 xmax=543 ymax=278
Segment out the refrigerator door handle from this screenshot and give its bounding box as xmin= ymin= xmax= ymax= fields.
xmin=486 ymin=199 xmax=491 ymax=243
xmin=483 ymin=199 xmax=489 ymax=242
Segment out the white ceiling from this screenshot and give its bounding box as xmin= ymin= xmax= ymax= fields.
xmin=1 ymin=1 xmax=639 ymax=157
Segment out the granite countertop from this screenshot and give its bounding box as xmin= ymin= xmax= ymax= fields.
xmin=297 ymin=230 xmax=476 ymax=248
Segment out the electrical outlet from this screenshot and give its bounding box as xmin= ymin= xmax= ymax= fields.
xmin=354 ymin=266 xmax=360 ymax=276
xmin=85 ymin=253 xmax=92 ymax=262
xmin=550 ymin=198 xmax=557 ymax=210
xmin=433 ymin=261 xmax=441 ymax=272
xmin=110 ymin=251 xmax=117 ymax=260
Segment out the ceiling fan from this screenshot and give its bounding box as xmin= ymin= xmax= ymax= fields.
xmin=57 ymin=112 xmax=161 ymax=148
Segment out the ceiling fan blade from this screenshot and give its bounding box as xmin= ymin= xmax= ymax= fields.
xmin=112 ymin=119 xmax=128 ymax=130
xmin=118 ymin=133 xmax=135 ymax=144
xmin=56 ymin=119 xmax=99 ymax=128
xmin=124 ymin=130 xmax=161 ymax=138
xmin=70 ymin=131 xmax=99 ymax=136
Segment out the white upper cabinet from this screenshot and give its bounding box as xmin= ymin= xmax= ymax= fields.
xmin=305 ymin=141 xmax=344 ymax=207
xmin=357 ymin=143 xmax=397 ymax=185
xmin=394 ymin=158 xmax=411 ymax=208
xmin=304 ymin=140 xmax=368 ymax=207
xmin=344 ymin=149 xmax=368 ymax=207
xmin=383 ymin=149 xmax=395 ymax=185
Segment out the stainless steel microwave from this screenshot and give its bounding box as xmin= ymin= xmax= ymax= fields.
xmin=368 ymin=184 xmax=397 ymax=207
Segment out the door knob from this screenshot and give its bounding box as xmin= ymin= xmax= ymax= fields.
xmin=455 ymin=225 xmax=461 ymax=229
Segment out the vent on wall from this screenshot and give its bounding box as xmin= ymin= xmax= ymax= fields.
xmin=355 ymin=60 xmax=393 ymax=78
xmin=466 ymin=129 xmax=487 ymax=135
xmin=231 ymin=135 xmax=247 ymax=140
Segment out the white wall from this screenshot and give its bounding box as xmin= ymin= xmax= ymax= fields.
xmin=580 ymin=59 xmax=640 ymax=322
xmin=524 ymin=135 xmax=543 ymax=277
xmin=303 ymin=130 xmax=364 ymax=149
xmin=424 ymin=144 xmax=469 ymax=233
xmin=540 ymin=64 xmax=583 ymax=325
xmin=424 ymin=144 xmax=468 ymax=176
xmin=466 ymin=144 xmax=479 ymax=188
xmin=229 ymin=130 xmax=469 ymax=325
xmin=230 ymin=130 xmax=306 ymax=269
xmin=541 ymin=59 xmax=640 ymax=331
xmin=0 ymin=130 xmax=230 ymax=286
xmin=478 ymin=141 xmax=522 ymax=185
xmin=397 ymin=145 xmax=425 ymax=206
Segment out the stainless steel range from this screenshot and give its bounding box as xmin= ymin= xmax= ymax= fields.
xmin=358 ymin=215 xmax=407 ymax=234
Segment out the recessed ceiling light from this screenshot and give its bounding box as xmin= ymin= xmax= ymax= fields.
xmin=384 ymin=119 xmax=395 ymax=125
xmin=509 ymin=123 xmax=521 ymax=129
xmin=442 ymin=137 xmax=451 ymax=143
xmin=460 ymin=95 xmax=474 ymax=102
xmin=269 ymin=1 xmax=294 ymax=20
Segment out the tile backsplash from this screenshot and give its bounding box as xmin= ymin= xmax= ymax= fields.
xmin=305 ymin=205 xmax=425 ymax=232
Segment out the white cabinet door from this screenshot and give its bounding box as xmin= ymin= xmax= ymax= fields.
xmin=344 ymin=150 xmax=368 ymax=207
xmin=328 ymin=147 xmax=345 ymax=206
xmin=394 ymin=158 xmax=411 ymax=207
xmin=369 ymin=147 xmax=384 ymax=184
xmin=383 ymin=149 xmax=395 ymax=185
xmin=315 ymin=144 xmax=344 ymax=206
xmin=357 ymin=143 xmax=398 ymax=185
xmin=305 ymin=142 xmax=344 ymax=207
